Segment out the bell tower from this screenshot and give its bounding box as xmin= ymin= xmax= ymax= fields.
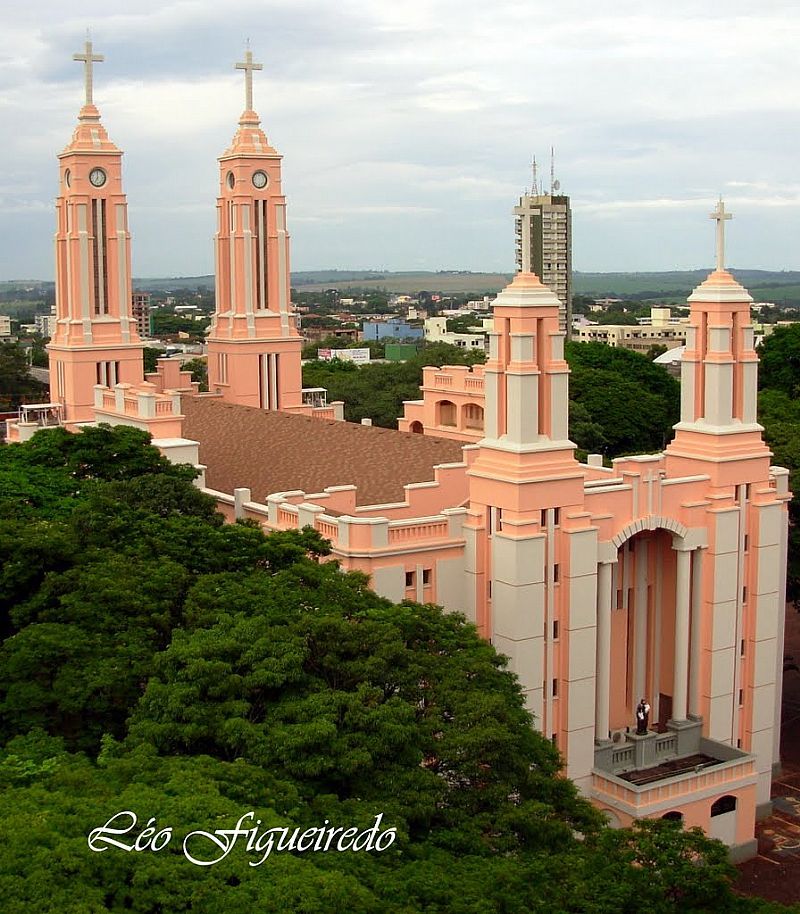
xmin=206 ymin=48 xmax=303 ymax=411
xmin=465 ymin=270 xmax=585 ymax=724
xmin=49 ymin=39 xmax=144 ymax=427
xmin=665 ymin=200 xmax=772 ymax=484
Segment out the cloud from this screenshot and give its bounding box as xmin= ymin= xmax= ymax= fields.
xmin=1 ymin=0 xmax=800 ymax=277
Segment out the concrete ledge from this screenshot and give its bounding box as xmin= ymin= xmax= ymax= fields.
xmin=728 ymin=838 xmax=758 ymax=863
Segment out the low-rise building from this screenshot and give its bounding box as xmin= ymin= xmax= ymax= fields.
xmin=574 ymin=307 xmax=688 ymax=353
xmin=34 ymin=308 xmax=57 ymax=338
xmin=361 ymin=320 xmax=423 ymax=341
xmin=424 ymin=316 xmax=491 ymax=352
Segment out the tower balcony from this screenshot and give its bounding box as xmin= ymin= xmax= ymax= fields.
xmin=5 ymin=403 xmax=65 ymax=442
xmin=592 ymin=720 xmax=757 ymax=856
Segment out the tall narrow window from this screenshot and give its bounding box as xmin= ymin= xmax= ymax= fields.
xmin=91 ymin=199 xmax=108 ymax=315
xmin=253 ymin=201 xmax=269 ymax=310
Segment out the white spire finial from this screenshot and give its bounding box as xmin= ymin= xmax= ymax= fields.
xmin=73 ymin=36 xmax=104 ymax=107
xmin=710 ymin=196 xmax=733 ymax=272
xmin=235 ymin=47 xmax=263 ymax=112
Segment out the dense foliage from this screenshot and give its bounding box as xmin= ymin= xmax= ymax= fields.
xmin=566 ymin=342 xmax=681 ymax=456
xmin=757 ymin=325 xmax=800 ymax=606
xmin=1 ymin=426 xmax=788 ymax=912
xmin=0 ymin=341 xmax=47 ymax=409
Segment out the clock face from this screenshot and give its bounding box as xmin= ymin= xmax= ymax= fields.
xmin=89 ymin=168 xmax=107 ymax=188
xmin=252 ymin=170 xmax=268 ymax=189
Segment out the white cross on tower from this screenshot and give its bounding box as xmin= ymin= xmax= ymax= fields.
xmin=235 ymin=48 xmax=263 ymax=112
xmin=73 ymin=38 xmax=104 ymax=107
xmin=710 ymin=197 xmax=733 ymax=272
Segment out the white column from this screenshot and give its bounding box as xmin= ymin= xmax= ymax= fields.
xmin=672 ymin=546 xmax=692 ymax=722
xmin=634 ymin=540 xmax=648 ymax=703
xmin=595 ymin=561 xmax=613 ymax=741
xmin=688 ymin=547 xmax=704 ymax=719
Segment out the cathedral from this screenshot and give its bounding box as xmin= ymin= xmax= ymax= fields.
xmin=8 ymin=43 xmax=791 ymax=862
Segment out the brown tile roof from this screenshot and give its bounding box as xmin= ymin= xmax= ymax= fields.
xmin=181 ymin=396 xmax=465 ymax=506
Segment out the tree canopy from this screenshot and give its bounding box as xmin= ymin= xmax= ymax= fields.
xmin=0 ymin=341 xmax=48 ymax=409
xmin=566 ymin=341 xmax=681 ymax=456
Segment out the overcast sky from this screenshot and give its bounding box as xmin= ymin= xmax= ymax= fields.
xmin=2 ymin=0 xmax=799 ymax=279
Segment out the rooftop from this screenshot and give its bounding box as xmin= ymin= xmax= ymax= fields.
xmin=182 ymin=395 xmax=465 ymax=506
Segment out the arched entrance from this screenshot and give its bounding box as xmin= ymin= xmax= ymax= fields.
xmin=607 ymin=529 xmax=677 ymax=736
xmin=596 ymin=520 xmax=704 ymax=745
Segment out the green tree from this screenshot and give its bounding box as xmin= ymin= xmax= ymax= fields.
xmin=646 ymin=343 xmax=669 ymax=361
xmin=142 ymin=347 xmax=161 ymax=373
xmin=758 ymin=324 xmax=800 ymax=395
xmin=566 ymin=342 xmax=680 ymax=455
xmin=181 ymin=357 xmax=208 ymax=391
xmin=0 ymin=341 xmax=47 ymax=409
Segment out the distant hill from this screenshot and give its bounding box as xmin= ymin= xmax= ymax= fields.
xmin=5 ymin=269 xmax=800 ymax=303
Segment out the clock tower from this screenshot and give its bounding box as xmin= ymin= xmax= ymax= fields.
xmin=206 ymin=49 xmax=304 ymax=411
xmin=49 ymin=40 xmax=145 ymax=427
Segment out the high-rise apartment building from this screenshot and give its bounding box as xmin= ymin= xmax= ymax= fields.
xmin=513 ymin=190 xmax=572 ymax=335
xmin=131 ymin=292 xmax=152 ymax=338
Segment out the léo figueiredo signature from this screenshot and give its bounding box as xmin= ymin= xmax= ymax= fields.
xmin=88 ymin=810 xmax=397 ymax=866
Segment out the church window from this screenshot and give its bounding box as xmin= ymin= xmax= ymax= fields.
xmin=422 ymin=569 xmax=431 ymax=586
xmin=405 ymin=571 xmax=415 ymax=588
xmin=91 ymin=198 xmax=108 ymax=315
xmin=438 ymin=400 xmax=456 ymax=427
xmin=553 ymin=563 xmax=560 ymax=584
xmin=464 ymin=403 xmax=484 ymax=430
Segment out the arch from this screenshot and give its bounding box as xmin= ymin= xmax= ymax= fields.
xmin=611 ymin=515 xmax=689 ymax=550
xmin=409 ymin=421 xmax=423 ymax=434
xmin=437 ymin=400 xmax=457 ymax=427
xmin=711 ymin=795 xmax=737 ymax=817
xmin=601 ymin=809 xmax=623 ymax=829
xmin=661 ymin=811 xmax=683 ymax=822
xmin=463 ymin=403 xmax=484 ymax=431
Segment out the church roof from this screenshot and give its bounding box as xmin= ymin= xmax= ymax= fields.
xmin=182 ymin=396 xmax=465 ymax=506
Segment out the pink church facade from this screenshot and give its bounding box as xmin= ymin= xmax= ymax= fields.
xmin=7 ymin=44 xmax=791 ymax=862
